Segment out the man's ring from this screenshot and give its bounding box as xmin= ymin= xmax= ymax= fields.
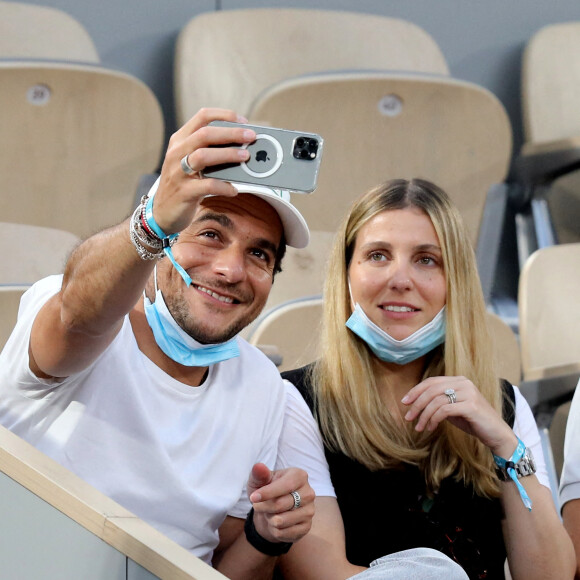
xmin=180 ymin=154 xmax=196 ymax=176
xmin=444 ymin=388 xmax=457 ymax=404
xmin=290 ymin=490 xmax=301 ymax=510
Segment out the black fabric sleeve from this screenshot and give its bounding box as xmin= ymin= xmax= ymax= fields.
xmin=281 ymin=364 xmax=315 ymax=412
xmin=501 ymin=378 xmax=516 ymax=428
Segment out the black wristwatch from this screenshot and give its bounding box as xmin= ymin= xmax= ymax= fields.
xmin=244 ymin=508 xmax=293 ymax=556
xmin=496 ymin=446 xmax=537 ymax=481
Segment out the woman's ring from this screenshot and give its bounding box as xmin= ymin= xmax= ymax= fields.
xmin=290 ymin=490 xmax=301 ymax=510
xmin=444 ymin=388 xmax=457 ymax=404
xmin=180 ymin=154 xmax=196 ymax=176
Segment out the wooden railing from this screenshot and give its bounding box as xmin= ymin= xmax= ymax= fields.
xmin=0 ymin=424 xmax=226 ymax=579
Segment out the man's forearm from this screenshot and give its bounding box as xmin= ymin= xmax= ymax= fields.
xmin=60 ymin=218 xmax=155 ymax=335
xmin=30 ymin=218 xmax=156 ymax=378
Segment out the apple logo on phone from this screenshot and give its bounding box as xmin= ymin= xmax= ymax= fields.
xmin=242 ymin=134 xmax=283 ymax=178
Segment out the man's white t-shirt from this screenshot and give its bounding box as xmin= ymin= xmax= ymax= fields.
xmin=0 ymin=275 xmax=294 ymax=565
xmin=559 ymin=378 xmax=580 ymax=509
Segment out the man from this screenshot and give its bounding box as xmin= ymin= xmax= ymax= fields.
xmin=0 ymin=108 xmax=314 ymax=579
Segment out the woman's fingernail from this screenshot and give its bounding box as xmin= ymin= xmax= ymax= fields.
xmin=243 ymin=129 xmax=255 ymax=140
xmin=401 ymin=395 xmax=410 ymax=404
xmin=237 ymin=115 xmax=249 ymax=123
xmin=404 ymin=411 xmax=412 ymax=420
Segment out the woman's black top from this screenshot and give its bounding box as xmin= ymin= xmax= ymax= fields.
xmin=282 ymin=365 xmax=516 ymax=580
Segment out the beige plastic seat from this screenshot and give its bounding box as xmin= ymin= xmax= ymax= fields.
xmin=0 ymin=223 xmax=79 ymax=351
xmin=521 ymin=22 xmax=580 ymax=153
xmin=0 ymin=61 xmax=164 ymax=238
xmin=517 ymin=244 xmax=580 ymax=503
xmin=0 ymin=286 xmax=28 ymax=352
xmin=516 ymin=22 xmax=580 ymax=253
xmin=247 ymin=296 xmax=324 ymax=371
xmin=0 ymin=1 xmax=98 ymax=62
xmin=250 ymin=72 xmax=512 ymax=246
xmin=175 ymin=8 xmax=449 ymax=124
xmin=487 ymin=312 xmax=522 ymax=386
xmin=518 ymin=243 xmax=580 ymax=382
xmin=0 ymin=223 xmax=79 ymax=284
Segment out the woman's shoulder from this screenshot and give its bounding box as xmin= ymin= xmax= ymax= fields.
xmin=281 ymin=363 xmax=316 ymax=412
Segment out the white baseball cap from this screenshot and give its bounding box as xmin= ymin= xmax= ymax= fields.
xmin=231 ymin=182 xmax=310 ymax=249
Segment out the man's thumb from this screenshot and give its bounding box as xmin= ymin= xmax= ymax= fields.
xmin=248 ymin=462 xmax=273 ymax=498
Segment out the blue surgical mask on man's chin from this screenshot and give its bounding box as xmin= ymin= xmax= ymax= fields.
xmin=345 ymin=303 xmax=446 ymax=365
xmin=143 ymin=269 xmax=240 ymax=367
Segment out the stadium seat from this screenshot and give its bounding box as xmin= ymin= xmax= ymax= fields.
xmin=0 ymin=286 xmax=28 ymax=352
xmin=247 ymin=296 xmax=324 ymax=372
xmin=514 ymin=22 xmax=580 ymax=259
xmin=248 ymin=72 xmax=511 ymax=245
xmin=174 ymin=7 xmax=449 ymax=125
xmin=0 ymin=1 xmax=98 ymax=61
xmin=487 ymin=312 xmax=522 ymax=387
xmin=517 ymin=243 xmax=580 ymax=503
xmin=0 ymin=61 xmax=164 ymax=238
xmin=0 ymin=223 xmax=79 ymax=285
xmin=518 ymin=243 xmax=580 ymax=382
xmin=0 ymin=223 xmax=80 ymax=351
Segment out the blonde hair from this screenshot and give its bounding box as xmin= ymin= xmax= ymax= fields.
xmin=313 ymin=179 xmax=502 ymax=497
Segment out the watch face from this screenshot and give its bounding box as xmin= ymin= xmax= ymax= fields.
xmin=517 ymin=448 xmax=536 ymax=477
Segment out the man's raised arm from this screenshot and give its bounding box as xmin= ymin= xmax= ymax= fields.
xmin=29 ymin=108 xmax=255 ymax=379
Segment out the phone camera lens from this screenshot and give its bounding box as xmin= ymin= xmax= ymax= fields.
xmin=309 ymin=139 xmax=318 ymax=149
xmin=296 ymin=138 xmax=305 ymax=147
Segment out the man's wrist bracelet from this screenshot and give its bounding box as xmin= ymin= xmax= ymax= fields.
xmin=243 ymin=508 xmax=293 ymax=556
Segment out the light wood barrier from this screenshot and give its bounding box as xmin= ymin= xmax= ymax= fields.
xmin=0 ymin=424 xmax=226 ymax=579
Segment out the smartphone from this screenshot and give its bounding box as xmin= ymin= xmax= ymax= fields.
xmin=202 ymin=121 xmax=324 ymax=193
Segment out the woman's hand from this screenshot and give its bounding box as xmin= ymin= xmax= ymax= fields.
xmin=401 ymin=376 xmax=518 ymax=457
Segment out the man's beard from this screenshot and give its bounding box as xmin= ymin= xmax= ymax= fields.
xmin=166 ymin=281 xmax=264 ymax=344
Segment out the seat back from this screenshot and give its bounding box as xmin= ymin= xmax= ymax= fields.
xmin=0 ymin=1 xmax=98 ymax=62
xmin=522 ymin=22 xmax=580 ymax=146
xmin=0 ymin=62 xmax=164 ymax=238
xmin=0 ymin=286 xmax=28 ymax=352
xmin=248 ymin=296 xmax=323 ymax=371
xmin=0 ymin=223 xmax=79 ymax=284
xmin=175 ymin=8 xmax=448 ymax=124
xmin=518 ymin=243 xmax=580 ymax=381
xmin=250 ymin=73 xmax=512 ymax=245
xmin=486 ymin=311 xmax=522 ymax=386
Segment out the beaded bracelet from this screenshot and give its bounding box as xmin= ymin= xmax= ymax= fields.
xmin=140 ymin=204 xmax=161 ymax=240
xmin=493 ymin=437 xmax=533 ymax=511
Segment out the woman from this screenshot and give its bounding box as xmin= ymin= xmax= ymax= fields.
xmin=279 ymin=179 xmax=574 ymax=580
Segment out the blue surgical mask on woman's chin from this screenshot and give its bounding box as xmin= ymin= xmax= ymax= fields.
xmin=143 ymin=270 xmax=240 ymax=367
xmin=345 ymin=303 xmax=446 ymax=365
